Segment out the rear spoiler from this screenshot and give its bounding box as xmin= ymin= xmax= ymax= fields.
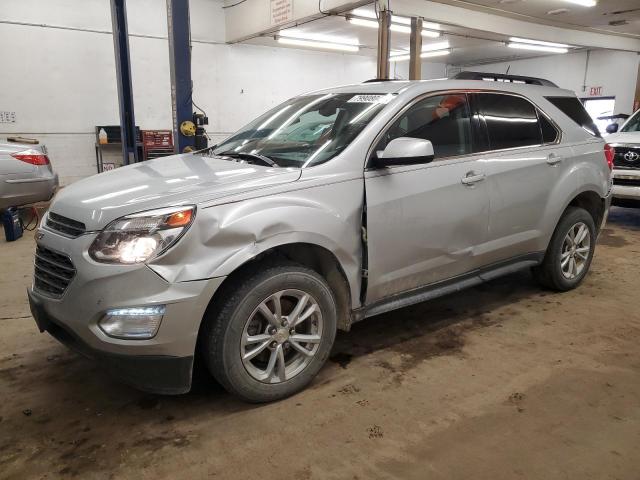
xmin=7 ymin=136 xmax=39 ymax=145
xmin=452 ymin=71 xmax=558 ymax=87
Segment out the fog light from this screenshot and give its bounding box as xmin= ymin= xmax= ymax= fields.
xmin=98 ymin=306 xmax=165 ymax=339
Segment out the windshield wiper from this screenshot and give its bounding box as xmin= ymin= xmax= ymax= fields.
xmin=218 ymin=151 xmax=279 ymax=167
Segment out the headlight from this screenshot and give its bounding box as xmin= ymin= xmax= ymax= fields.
xmin=89 ymin=205 xmax=195 ymax=264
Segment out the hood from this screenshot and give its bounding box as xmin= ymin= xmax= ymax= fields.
xmin=49 ymin=153 xmax=301 ymax=230
xmin=606 ymin=131 xmax=640 ymax=145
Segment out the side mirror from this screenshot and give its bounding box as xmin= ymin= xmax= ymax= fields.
xmin=373 ymin=137 xmax=435 ymax=168
xmin=606 ymin=123 xmax=619 ymax=134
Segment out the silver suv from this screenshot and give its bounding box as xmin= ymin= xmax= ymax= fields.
xmin=28 ymin=78 xmax=612 ymax=402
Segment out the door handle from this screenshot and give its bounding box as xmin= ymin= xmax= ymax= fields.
xmin=461 ymin=171 xmax=486 ymax=185
xmin=546 ymin=153 xmax=563 ymax=166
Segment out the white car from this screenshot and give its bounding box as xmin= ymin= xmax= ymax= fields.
xmin=606 ymin=110 xmax=640 ymax=205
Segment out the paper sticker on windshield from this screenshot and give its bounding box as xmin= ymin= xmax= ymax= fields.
xmin=347 ymin=94 xmax=393 ymax=104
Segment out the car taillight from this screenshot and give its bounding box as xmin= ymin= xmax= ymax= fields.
xmin=11 ymin=149 xmax=50 ymax=166
xmin=604 ymin=144 xmax=614 ymax=171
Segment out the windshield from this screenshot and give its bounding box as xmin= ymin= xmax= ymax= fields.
xmin=621 ymin=110 xmax=640 ymax=133
xmin=212 ymin=93 xmax=394 ymax=168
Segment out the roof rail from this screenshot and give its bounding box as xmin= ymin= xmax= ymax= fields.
xmin=452 ymin=71 xmax=558 ymax=87
xmin=362 ymin=78 xmax=399 ymax=83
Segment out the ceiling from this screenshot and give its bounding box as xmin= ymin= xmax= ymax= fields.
xmin=245 ymin=5 xmax=582 ymax=66
xmin=243 ymin=1 xmax=638 ymax=67
xmin=433 ymin=0 xmax=640 ymax=37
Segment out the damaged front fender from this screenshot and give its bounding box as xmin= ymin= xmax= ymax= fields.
xmin=147 ymin=179 xmax=365 ymax=309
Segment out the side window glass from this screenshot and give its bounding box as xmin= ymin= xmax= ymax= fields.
xmin=476 ymin=93 xmax=542 ymax=150
xmin=539 ymin=112 xmax=559 ymax=144
xmin=375 ymin=94 xmax=473 ymax=159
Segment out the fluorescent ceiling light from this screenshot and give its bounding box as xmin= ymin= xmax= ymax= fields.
xmin=277 ymin=37 xmax=359 ymax=52
xmin=348 ymin=16 xmax=440 ymax=38
xmin=390 ymin=41 xmax=449 ymax=58
xmin=391 ymin=23 xmax=412 ymax=34
xmin=562 ymin=0 xmax=597 ymax=6
xmin=422 ymin=41 xmax=450 ymax=51
xmin=390 ymin=49 xmax=450 ymax=62
xmin=508 ymin=42 xmax=568 ymax=54
xmin=349 ymin=17 xmax=411 ymax=33
xmin=509 ymin=37 xmax=570 ymax=48
xmin=390 ymin=15 xmax=441 ymax=30
xmin=351 ymin=8 xmax=441 ymax=30
xmin=279 ymin=28 xmax=359 ymax=46
xmin=348 ymin=17 xmax=381 ymax=29
xmin=421 ymin=29 xmax=440 ymax=38
xmin=421 ymin=49 xmax=450 ymax=58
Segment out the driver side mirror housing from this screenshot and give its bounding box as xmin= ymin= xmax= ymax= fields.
xmin=372 ymin=137 xmax=435 ymax=168
xmin=606 ymin=123 xmax=619 ymax=134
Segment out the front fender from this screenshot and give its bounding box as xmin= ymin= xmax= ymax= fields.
xmin=148 ymin=180 xmax=364 ymax=308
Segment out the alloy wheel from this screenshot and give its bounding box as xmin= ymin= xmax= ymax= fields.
xmin=560 ymin=221 xmax=591 ymax=279
xmin=240 ymin=289 xmax=323 ymax=383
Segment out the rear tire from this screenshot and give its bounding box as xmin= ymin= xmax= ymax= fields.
xmin=201 ymin=263 xmax=337 ymax=403
xmin=532 ymin=206 xmax=596 ymax=291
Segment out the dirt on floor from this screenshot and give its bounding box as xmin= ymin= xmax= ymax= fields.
xmin=1 ymin=207 xmax=639 ymax=480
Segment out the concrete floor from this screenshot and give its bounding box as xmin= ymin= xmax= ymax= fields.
xmin=1 ymin=207 xmax=639 ymax=480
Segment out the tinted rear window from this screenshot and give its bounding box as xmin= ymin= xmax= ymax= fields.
xmin=475 ymin=93 xmax=542 ymax=150
xmin=540 ymin=114 xmax=559 ymax=144
xmin=545 ymin=96 xmax=600 ymax=137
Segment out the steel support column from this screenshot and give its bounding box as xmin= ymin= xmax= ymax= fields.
xmin=376 ymin=8 xmax=391 ymax=80
xmin=166 ymin=0 xmax=195 ymax=154
xmin=409 ymin=17 xmax=423 ymax=80
xmin=110 ymin=0 xmax=138 ymax=165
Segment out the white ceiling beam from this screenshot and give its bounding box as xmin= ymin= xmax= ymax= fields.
xmin=224 ymin=0 xmax=370 ymax=43
xmin=391 ymin=0 xmax=640 ymax=52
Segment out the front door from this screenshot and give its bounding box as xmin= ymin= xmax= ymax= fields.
xmin=364 ymin=93 xmax=490 ymax=304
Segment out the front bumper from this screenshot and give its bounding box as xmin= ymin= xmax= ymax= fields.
xmin=612 ymin=169 xmax=640 ymax=201
xmin=29 ymin=226 xmax=225 ymax=394
xmin=29 ymin=289 xmax=193 ymax=394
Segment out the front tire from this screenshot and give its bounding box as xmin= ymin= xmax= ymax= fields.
xmin=201 ymin=263 xmax=337 ymax=403
xmin=532 ymin=206 xmax=596 ymax=291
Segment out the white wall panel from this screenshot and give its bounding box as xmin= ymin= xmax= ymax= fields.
xmin=0 ymin=0 xmax=375 ymax=184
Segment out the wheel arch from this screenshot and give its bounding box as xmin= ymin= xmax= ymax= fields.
xmin=201 ymin=241 xmax=355 ymax=333
xmin=565 ymin=190 xmax=606 ymax=233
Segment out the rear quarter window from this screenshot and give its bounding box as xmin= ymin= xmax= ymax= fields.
xmin=539 ymin=114 xmax=560 ymax=144
xmin=545 ymin=96 xmax=601 ymax=137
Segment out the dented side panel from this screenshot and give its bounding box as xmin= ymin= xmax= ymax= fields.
xmin=148 ymin=175 xmax=365 ymax=309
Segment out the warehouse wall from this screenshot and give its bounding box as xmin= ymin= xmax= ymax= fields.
xmin=392 ymin=60 xmax=448 ymax=81
xmin=0 ymin=0 xmax=376 ymax=184
xmin=453 ymin=50 xmax=640 ymax=115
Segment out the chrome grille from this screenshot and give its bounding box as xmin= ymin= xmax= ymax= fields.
xmin=34 ymin=246 xmax=76 ymax=298
xmin=613 ymin=177 xmax=640 ymax=187
xmin=613 ymin=146 xmax=640 ymax=170
xmin=46 ymin=212 xmax=86 ymax=238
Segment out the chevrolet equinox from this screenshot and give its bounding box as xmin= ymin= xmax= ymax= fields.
xmin=28 ymin=76 xmax=613 ymax=402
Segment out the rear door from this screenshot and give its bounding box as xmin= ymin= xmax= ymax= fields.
xmin=364 ymin=92 xmax=491 ymax=303
xmin=471 ymin=92 xmax=573 ymax=263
